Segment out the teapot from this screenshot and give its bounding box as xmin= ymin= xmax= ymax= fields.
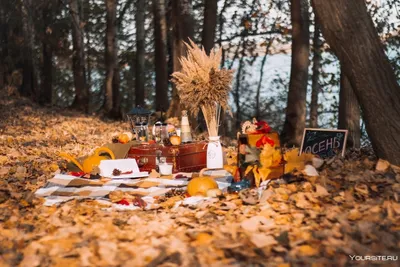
xmin=59 ymin=147 xmax=115 ymax=174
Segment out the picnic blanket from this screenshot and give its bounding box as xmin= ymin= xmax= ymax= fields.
xmin=35 ymin=171 xmax=233 ymax=207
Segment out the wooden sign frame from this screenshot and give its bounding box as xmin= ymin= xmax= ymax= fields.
xmin=299 ymin=128 xmax=349 ymax=158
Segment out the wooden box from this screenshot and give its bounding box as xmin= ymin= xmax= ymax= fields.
xmin=127 ymin=142 xmax=207 ymax=173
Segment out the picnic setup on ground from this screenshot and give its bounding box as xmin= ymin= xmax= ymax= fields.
xmin=35 ymin=41 xmax=332 ymax=209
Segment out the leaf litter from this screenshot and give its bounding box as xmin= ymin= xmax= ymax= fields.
xmin=0 ymin=95 xmax=399 ymax=266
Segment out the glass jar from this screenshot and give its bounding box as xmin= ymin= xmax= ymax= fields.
xmin=135 ymin=123 xmax=148 ymax=142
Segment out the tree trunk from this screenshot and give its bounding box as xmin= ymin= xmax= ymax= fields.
xmin=234 ymin=46 xmax=245 ymax=129
xmin=0 ymin=3 xmax=6 ymax=89
xmin=167 ymin=0 xmax=194 ymax=118
xmin=255 ymin=38 xmax=274 ymax=120
xmin=104 ymin=0 xmax=120 ymax=118
xmin=84 ymin=0 xmax=92 ymax=99
xmin=40 ymin=1 xmax=54 ymax=105
xmin=312 ymin=0 xmax=400 ymax=165
xmin=281 ymin=0 xmax=310 ymax=146
xmin=201 ymin=0 xmax=218 ymax=54
xmin=70 ymin=0 xmax=89 ymax=112
xmin=153 ymin=0 xmax=169 ymax=112
xmin=309 ymin=22 xmax=321 ymax=128
xmin=135 ymin=0 xmax=145 ymax=107
xmin=20 ymin=0 xmax=37 ymax=98
xmin=112 ymin=63 xmax=121 ymax=118
xmin=338 ymin=65 xmax=361 ymax=149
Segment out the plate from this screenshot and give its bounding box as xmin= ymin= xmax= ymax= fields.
xmin=99 ymin=159 xmax=148 ymax=179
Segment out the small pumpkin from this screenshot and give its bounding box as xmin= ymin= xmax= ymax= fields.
xmin=170 ymin=135 xmax=181 ymax=146
xmin=187 ymin=177 xmax=218 ymax=196
xmin=118 ymin=133 xmax=130 ymax=144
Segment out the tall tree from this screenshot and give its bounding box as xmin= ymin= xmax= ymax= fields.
xmin=20 ymin=0 xmax=38 ymax=98
xmin=40 ymin=0 xmax=55 ymax=105
xmin=338 ymin=66 xmax=361 ymax=148
xmin=201 ymin=0 xmax=218 ymax=54
xmin=0 ymin=2 xmax=7 ymax=89
xmin=104 ymin=0 xmax=121 ymax=118
xmin=281 ymin=0 xmax=310 ymax=146
xmin=167 ymin=0 xmax=195 ymax=118
xmin=135 ymin=0 xmax=145 ymax=107
xmin=309 ymin=21 xmax=321 ymax=128
xmin=312 ymin=0 xmax=400 ymax=165
xmin=153 ymin=0 xmax=169 ymax=112
xmin=69 ymin=0 xmax=89 ymax=112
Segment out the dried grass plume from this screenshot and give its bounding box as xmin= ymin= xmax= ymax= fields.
xmin=171 ymin=39 xmax=234 ymax=136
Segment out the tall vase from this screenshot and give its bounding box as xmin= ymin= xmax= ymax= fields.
xmin=207 ymin=136 xmax=223 ymax=169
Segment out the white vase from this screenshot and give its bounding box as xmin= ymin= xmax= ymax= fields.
xmin=207 ymin=136 xmax=223 ymax=169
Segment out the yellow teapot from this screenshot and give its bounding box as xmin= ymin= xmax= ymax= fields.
xmin=59 ymin=147 xmax=115 ymax=173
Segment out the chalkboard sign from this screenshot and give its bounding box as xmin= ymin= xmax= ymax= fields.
xmin=300 ymin=128 xmax=348 ymax=158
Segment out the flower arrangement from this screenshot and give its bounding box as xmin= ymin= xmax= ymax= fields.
xmin=171 ymin=40 xmax=234 ymax=137
xmin=239 ymin=119 xmax=283 ymax=187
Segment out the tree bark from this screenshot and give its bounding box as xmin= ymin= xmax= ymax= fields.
xmin=40 ymin=1 xmax=54 ymax=105
xmin=255 ymin=38 xmax=274 ymax=120
xmin=153 ymin=0 xmax=169 ymax=112
xmin=338 ymin=65 xmax=361 ymax=149
xmin=281 ymin=0 xmax=310 ymax=146
xmin=309 ymin=22 xmax=321 ymax=128
xmin=312 ymin=0 xmax=400 ymax=165
xmin=135 ymin=0 xmax=145 ymax=107
xmin=20 ymin=0 xmax=38 ymax=98
xmin=0 ymin=3 xmax=6 ymax=89
xmin=70 ymin=0 xmax=89 ymax=112
xmin=104 ymin=0 xmax=120 ymax=118
xmin=167 ymin=0 xmax=195 ymax=118
xmin=84 ymin=0 xmax=92 ymax=97
xmin=201 ymin=0 xmax=218 ymax=54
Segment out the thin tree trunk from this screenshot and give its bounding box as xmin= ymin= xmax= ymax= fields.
xmin=201 ymin=0 xmax=218 ymax=54
xmin=218 ymin=0 xmax=229 ymax=68
xmin=85 ymin=0 xmax=92 ymax=100
xmin=40 ymin=1 xmax=54 ymax=105
xmin=112 ymin=63 xmax=121 ymax=118
xmin=153 ymin=0 xmax=169 ymax=112
xmin=234 ymin=55 xmax=244 ymax=129
xmin=281 ymin=0 xmax=310 ymax=146
xmin=338 ymin=65 xmax=361 ymax=148
xmin=135 ymin=0 xmax=145 ymax=107
xmin=309 ymin=22 xmax=321 ymax=128
xmin=167 ymin=0 xmax=194 ymax=118
xmin=70 ymin=0 xmax=89 ymax=112
xmin=20 ymin=0 xmax=37 ymax=98
xmin=104 ymin=0 xmax=117 ymax=116
xmin=255 ymin=38 xmax=274 ymax=120
xmin=312 ymin=0 xmax=400 ymax=165
xmin=0 ymin=4 xmax=6 ymax=89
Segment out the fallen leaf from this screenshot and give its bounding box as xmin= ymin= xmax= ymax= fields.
xmin=241 ymin=216 xmax=274 ymax=232
xmin=250 ymin=234 xmax=277 ymax=248
xmin=376 ymin=159 xmax=390 ymax=172
xmin=315 ymin=184 xmax=329 ymax=197
xmin=302 ymin=165 xmax=319 ymax=177
xmin=347 ymin=209 xmax=363 ymax=220
xmin=297 ymin=245 xmax=318 ymax=256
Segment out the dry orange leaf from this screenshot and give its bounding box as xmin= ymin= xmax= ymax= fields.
xmin=284 ymin=148 xmax=315 ymax=174
xmin=298 ymin=245 xmax=318 ymax=256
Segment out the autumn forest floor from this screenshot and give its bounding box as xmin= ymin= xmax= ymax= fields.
xmin=0 ymin=93 xmax=399 ymax=267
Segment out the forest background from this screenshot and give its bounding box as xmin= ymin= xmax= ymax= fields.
xmin=0 ymin=0 xmax=399 ymax=146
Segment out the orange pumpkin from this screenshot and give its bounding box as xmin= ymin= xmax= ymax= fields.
xmin=118 ymin=133 xmax=130 ymax=144
xmin=170 ymin=135 xmax=181 ymax=146
xmin=187 ymin=177 xmax=218 ymax=196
